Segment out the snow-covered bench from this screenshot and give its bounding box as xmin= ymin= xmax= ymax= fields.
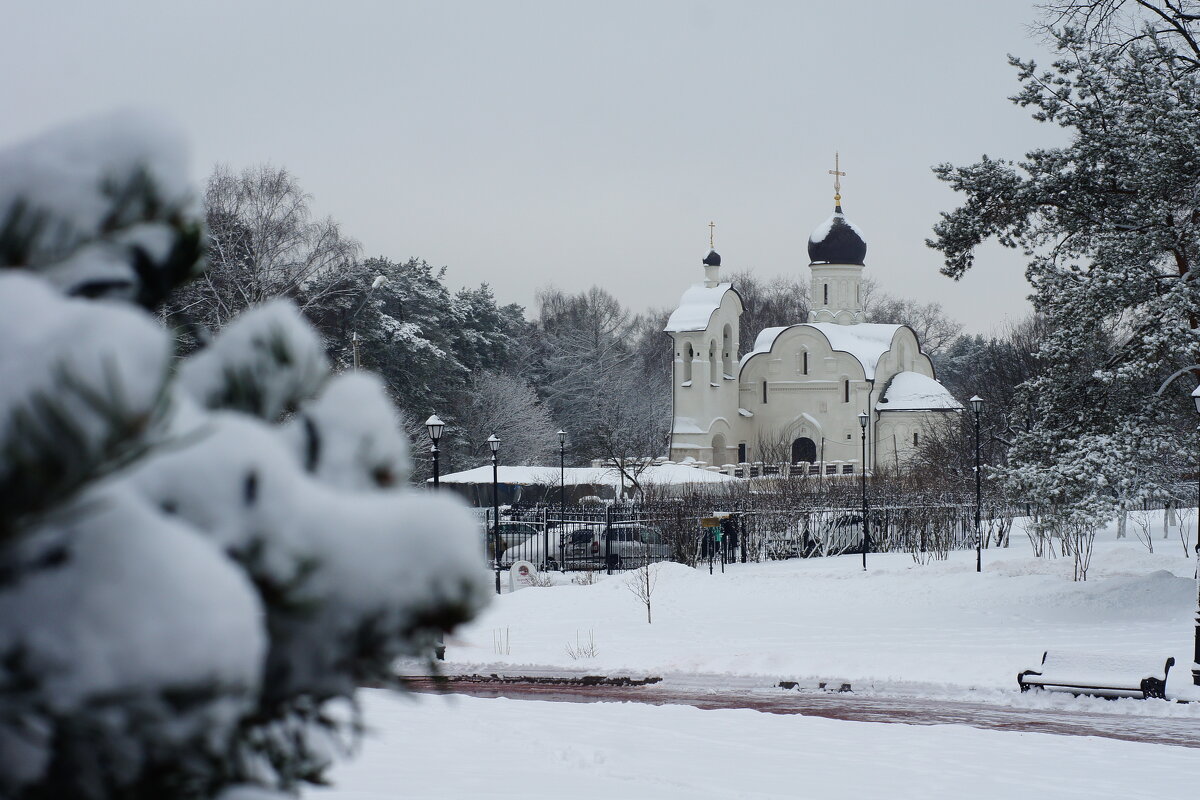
xmin=1017 ymin=651 xmax=1175 ymax=699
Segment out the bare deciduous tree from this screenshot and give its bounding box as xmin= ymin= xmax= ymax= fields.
xmin=626 ymin=562 xmax=658 ymax=623
xmin=460 ymin=371 xmax=559 ymax=465
xmin=167 ymin=165 xmax=359 ymax=341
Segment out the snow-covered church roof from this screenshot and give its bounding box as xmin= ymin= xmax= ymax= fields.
xmin=740 ymin=323 xmax=903 ymax=379
xmin=876 ymin=371 xmax=961 ymax=411
xmin=664 ymin=283 xmax=734 ymax=332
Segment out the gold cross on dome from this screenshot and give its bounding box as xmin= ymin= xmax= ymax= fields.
xmin=829 ymin=152 xmax=846 ymax=205
xmin=709 ymin=221 xmax=716 ymax=250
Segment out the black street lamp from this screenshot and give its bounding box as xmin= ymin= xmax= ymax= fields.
xmin=858 ymin=411 xmax=869 ymax=571
xmin=558 ymin=430 xmax=567 ymax=515
xmin=970 ymin=395 xmax=984 ymax=573
xmin=489 ymin=434 xmax=501 ymax=595
xmin=556 ymin=429 xmax=566 ymax=570
xmin=425 ymin=414 xmax=444 ymax=489
xmin=350 ymin=274 xmax=388 ymax=370
xmin=1191 ymin=386 xmax=1200 ymax=686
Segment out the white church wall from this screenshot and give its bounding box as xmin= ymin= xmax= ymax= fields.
xmin=739 ymin=325 xmax=873 ymax=468
xmin=667 ymin=288 xmax=745 ymax=464
xmin=876 ymin=410 xmax=960 ymax=472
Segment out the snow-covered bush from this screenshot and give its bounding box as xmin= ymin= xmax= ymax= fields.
xmin=0 ymin=113 xmax=489 ymax=799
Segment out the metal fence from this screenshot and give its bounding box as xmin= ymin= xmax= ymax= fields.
xmin=481 ymin=500 xmax=1011 ymax=575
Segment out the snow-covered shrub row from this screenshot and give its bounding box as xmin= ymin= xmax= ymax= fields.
xmin=0 ymin=113 xmax=489 ymax=799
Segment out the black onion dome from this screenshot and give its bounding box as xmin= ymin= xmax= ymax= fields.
xmin=702 ymin=249 xmax=721 ymax=267
xmin=807 ymin=206 xmax=866 ymax=265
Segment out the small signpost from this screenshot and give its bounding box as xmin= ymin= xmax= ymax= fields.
xmin=701 ymin=516 xmax=725 ymax=574
xmin=509 ymin=561 xmax=538 ymax=592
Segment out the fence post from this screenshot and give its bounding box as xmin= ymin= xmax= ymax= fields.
xmin=605 ymin=505 xmax=613 ymax=575
xmin=542 ymin=506 xmax=549 ymax=571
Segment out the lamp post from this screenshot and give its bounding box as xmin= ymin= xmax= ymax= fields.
xmin=558 ymin=430 xmax=567 ymax=516
xmin=858 ymin=411 xmax=869 ymax=571
xmin=489 ymin=434 xmax=501 ymax=595
xmin=970 ymin=395 xmax=984 ymax=573
xmin=556 ymin=430 xmax=566 ymax=571
xmin=425 ymin=414 xmax=444 ymax=489
xmin=1191 ymin=386 xmax=1200 ymax=686
xmin=350 ymin=274 xmax=388 ymax=370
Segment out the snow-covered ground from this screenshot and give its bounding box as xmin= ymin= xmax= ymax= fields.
xmin=450 ymin=518 xmax=1199 ymax=698
xmin=314 ymin=690 xmax=1198 ymax=800
xmin=312 ymin=517 xmax=1200 ymax=798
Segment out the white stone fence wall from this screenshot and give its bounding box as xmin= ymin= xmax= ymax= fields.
xmin=590 ymin=456 xmax=865 ymax=479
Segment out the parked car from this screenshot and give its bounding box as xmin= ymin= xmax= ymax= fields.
xmin=559 ymin=524 xmax=668 ymax=570
xmin=493 ymin=522 xmax=543 ymax=567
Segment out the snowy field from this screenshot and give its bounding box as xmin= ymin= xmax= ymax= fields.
xmin=448 ymin=518 xmax=1199 ymax=697
xmin=312 ymin=517 xmax=1200 ymax=799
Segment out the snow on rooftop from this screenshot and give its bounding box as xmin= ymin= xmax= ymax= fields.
xmin=672 ymin=417 xmax=706 ymax=434
xmin=877 ymin=371 xmax=962 ymax=411
xmin=739 ymin=323 xmax=902 ymax=379
xmin=808 ymin=211 xmax=866 ymax=247
xmin=664 ymin=283 xmax=733 ymax=332
xmin=433 ymin=464 xmax=735 ymax=487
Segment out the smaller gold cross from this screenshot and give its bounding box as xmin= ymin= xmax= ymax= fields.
xmin=829 ymin=152 xmax=846 ymax=204
xmin=709 ymin=221 xmax=716 ymax=250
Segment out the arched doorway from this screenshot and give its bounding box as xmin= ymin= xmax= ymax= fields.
xmin=791 ymin=437 xmax=817 ymax=464
xmin=711 ymin=433 xmax=728 ymax=466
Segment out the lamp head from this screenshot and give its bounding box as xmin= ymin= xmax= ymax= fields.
xmin=557 ymin=429 xmax=566 ymax=445
xmin=487 ymin=434 xmax=501 ymax=454
xmin=1192 ymin=386 xmax=1200 ymax=414
xmin=425 ymin=414 xmax=445 ymax=442
xmin=969 ymin=395 xmax=984 ymax=415
xmin=857 ymin=411 xmax=869 ymax=429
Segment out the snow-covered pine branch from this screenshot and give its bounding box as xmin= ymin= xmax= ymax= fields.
xmin=0 ymin=112 xmax=489 ymax=800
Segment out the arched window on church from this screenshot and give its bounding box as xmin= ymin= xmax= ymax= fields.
xmin=683 ymin=342 xmax=694 ymax=384
xmin=708 ymin=340 xmax=718 ymax=385
xmin=823 ymin=283 xmax=829 ymax=305
xmin=843 ymin=378 xmax=850 ymax=403
xmin=802 ymin=350 xmax=809 ymax=375
xmin=762 ymin=381 xmax=768 ymax=404
xmin=913 ymin=432 xmax=919 ymax=447
xmin=722 ymin=324 xmax=733 ymax=379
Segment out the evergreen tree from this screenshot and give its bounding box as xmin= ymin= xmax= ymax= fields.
xmin=929 ymin=21 xmax=1200 ymax=525
xmin=0 ymin=113 xmax=488 ymax=799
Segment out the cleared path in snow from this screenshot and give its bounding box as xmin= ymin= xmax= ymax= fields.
xmin=405 ymin=673 xmax=1200 ymax=749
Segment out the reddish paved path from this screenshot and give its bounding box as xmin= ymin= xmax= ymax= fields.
xmin=405 ymin=675 xmax=1200 ymax=749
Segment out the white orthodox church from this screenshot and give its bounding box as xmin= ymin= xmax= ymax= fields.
xmin=663 ymin=181 xmax=961 ymax=475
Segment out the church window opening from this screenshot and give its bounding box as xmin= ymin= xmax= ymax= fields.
xmin=762 ymin=381 xmax=768 ymax=404
xmin=683 ymin=343 xmax=694 ymax=383
xmin=913 ymin=432 xmax=919 ymax=446
xmin=802 ymin=350 xmax=809 ymax=375
xmin=737 ymin=442 xmax=747 ymax=463
xmin=823 ymin=283 xmax=829 ymax=305
xmin=843 ymin=379 xmax=850 ymax=403
xmin=709 ymin=341 xmax=718 ymax=385
xmin=722 ymin=324 xmax=733 ymax=378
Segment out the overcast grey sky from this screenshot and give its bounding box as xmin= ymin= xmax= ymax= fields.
xmin=3 ymin=1 xmax=1058 ymax=334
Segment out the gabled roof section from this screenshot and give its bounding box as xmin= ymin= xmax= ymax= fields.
xmin=664 ymin=283 xmax=736 ymax=333
xmin=876 ymin=371 xmax=962 ymax=411
xmin=738 ymin=322 xmax=903 ymax=379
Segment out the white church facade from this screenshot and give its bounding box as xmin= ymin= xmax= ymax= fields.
xmin=663 ymin=187 xmax=961 ymax=476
